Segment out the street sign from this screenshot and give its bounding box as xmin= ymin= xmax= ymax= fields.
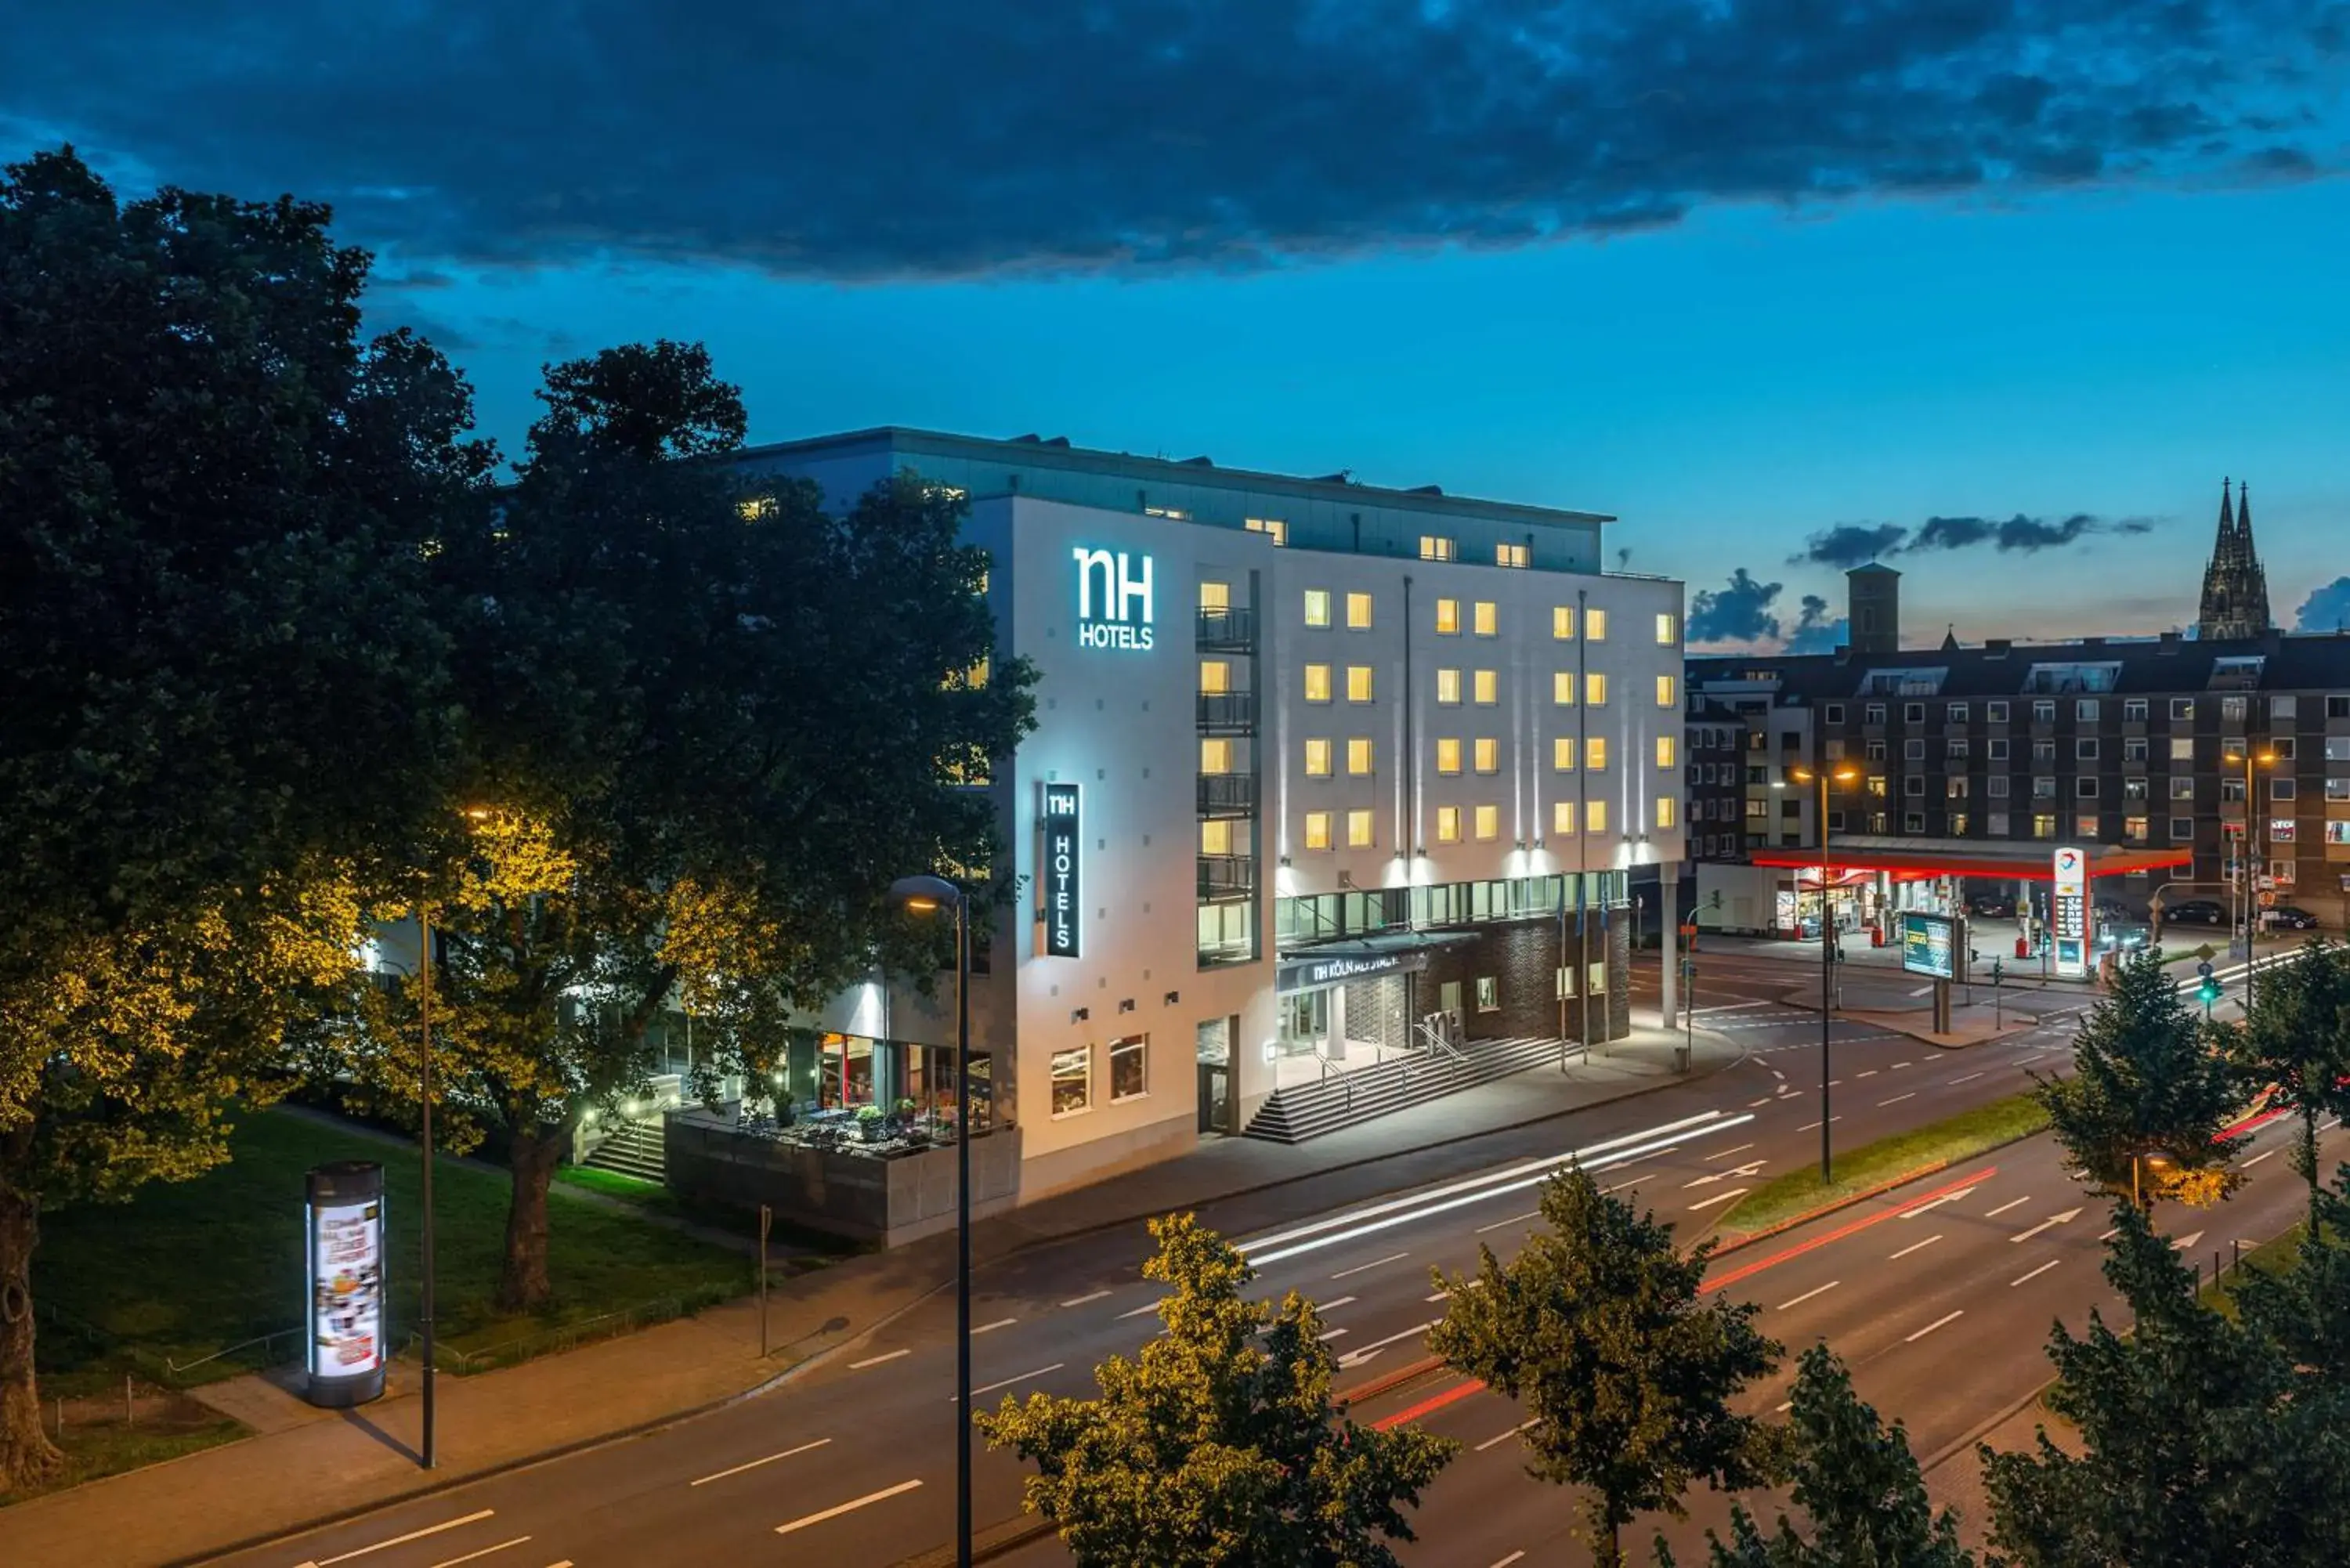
xmin=2259 ymin=891 xmax=2278 ymax=909
xmin=2198 ymin=960 xmax=2214 ymax=980
xmin=2052 ymin=846 xmax=2089 ymax=979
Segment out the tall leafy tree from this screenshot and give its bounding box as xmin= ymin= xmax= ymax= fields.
xmin=0 ymin=148 xmax=489 ymax=1487
xmin=1428 ymin=1169 xmax=1784 ymax=1568
xmin=2035 ymin=948 xmax=2246 ymax=1209
xmin=334 ymin=342 xmax=1033 ymax=1310
xmin=1656 ymin=1345 xmax=1976 ymax=1568
xmin=2224 ymin=939 xmax=2350 ymax=1223
xmin=974 ymin=1213 xmax=1457 ymax=1566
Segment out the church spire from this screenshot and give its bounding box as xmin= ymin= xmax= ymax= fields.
xmin=2195 ymin=475 xmax=2273 ymax=641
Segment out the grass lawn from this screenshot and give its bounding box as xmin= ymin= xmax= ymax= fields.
xmin=2200 ymin=1221 xmax=2306 ymax=1318
xmin=1714 ymin=1089 xmax=2051 ymax=1240
xmin=34 ymin=1109 xmax=753 ymax=1386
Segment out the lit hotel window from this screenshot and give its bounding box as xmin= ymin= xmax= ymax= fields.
xmin=1656 ymin=735 xmax=1677 ymax=768
xmin=1304 ymin=739 xmax=1332 ymax=778
xmin=1304 ymin=811 xmax=1332 ymax=850
xmin=1050 ymin=1046 xmax=1091 ymax=1117
xmin=1246 ymin=516 xmax=1288 ymax=546
xmin=1474 ymin=805 xmax=1500 ymax=840
xmin=1347 ymin=665 xmax=1374 ymax=703
xmin=1586 ymin=736 xmax=1608 ymax=770
xmin=1109 ymin=1035 xmax=1148 ymax=1102
xmin=1420 ymin=535 xmax=1457 ymax=562
xmin=1347 ymin=738 xmax=1375 ymax=776
xmin=1474 ymin=670 xmax=1499 ymax=706
xmin=1437 ymin=806 xmax=1462 ymax=844
xmin=1437 ymin=739 xmax=1462 ymax=775
xmin=1303 ymin=663 xmax=1331 ymax=703
xmin=1200 ymin=659 xmax=1231 ymax=695
xmin=1553 ymin=672 xmax=1576 ymax=706
xmin=1586 ymin=672 xmax=1609 ymax=706
xmin=1586 ymin=799 xmax=1608 ymax=833
xmin=1437 ymin=668 xmax=1462 ymax=705
xmin=1553 ymin=605 xmax=1576 ymax=640
xmin=1658 ymin=674 xmax=1677 ymax=706
xmin=1474 ymin=739 xmax=1499 ymax=775
xmin=1473 ymin=601 xmax=1497 ymax=637
xmin=1304 ymin=589 xmax=1331 ymax=627
xmin=1498 ymin=542 xmax=1531 ymax=569
xmin=1347 ymin=592 xmax=1373 ymax=629
xmin=1657 ymin=612 xmax=1679 ymax=645
xmin=1657 ymin=796 xmax=1678 ymax=829
xmin=1587 ymin=609 xmax=1609 ymax=641
xmin=1200 ymin=737 xmax=1234 ymax=775
xmin=1347 ymin=809 xmax=1374 ymax=848
xmin=1553 ymin=800 xmax=1576 ymax=836
xmin=1199 ymin=819 xmax=1231 ymax=854
xmin=1553 ymin=737 xmax=1576 ymax=771
xmin=1144 ymin=504 xmax=1189 ymax=520
xmin=1436 ymin=598 xmax=1462 ymax=634
xmin=1199 ymin=580 xmax=1230 ymax=611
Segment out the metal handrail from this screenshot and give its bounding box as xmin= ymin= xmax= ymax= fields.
xmin=1415 ymin=1018 xmax=1467 ymax=1065
xmin=165 ymin=1326 xmax=306 ymax=1378
xmin=1314 ymin=1053 xmax=1353 ymax=1112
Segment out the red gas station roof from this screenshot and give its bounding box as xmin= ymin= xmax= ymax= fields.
xmin=1750 ymin=836 xmax=2192 ymax=882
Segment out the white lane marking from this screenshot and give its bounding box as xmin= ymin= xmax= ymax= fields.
xmin=1060 ymin=1290 xmax=1112 ymax=1307
xmin=1475 ymin=1209 xmax=1541 ymax=1234
xmin=1889 ymin=1234 xmax=1943 ymax=1261
xmin=310 ymin=1511 xmax=498 ymax=1565
xmin=1828 ymin=1078 xmax=1842 ymax=1087
xmin=690 ymin=1438 xmax=831 ymax=1487
xmin=2011 ymin=1208 xmax=2082 ymax=1244
xmin=1948 ymin=1071 xmax=1986 ymax=1085
xmin=1490 ymin=1553 xmax=1528 ymax=1568
xmin=1694 ymin=1000 xmax=1769 ymax=1014
xmin=956 ymin=1364 xmax=1065 ymax=1401
xmin=1332 ymin=1252 xmax=1410 ymax=1279
xmin=1687 ymin=1188 xmax=1749 ymax=1211
xmin=1775 ymin=1399 xmax=1794 ymax=1413
xmin=1684 ymin=1162 xmax=1766 ymax=1188
xmin=2099 ymin=1227 xmax=2119 ymax=1241
xmin=2010 ymin=1259 xmax=2060 ymax=1288
xmin=1603 ymin=1176 xmax=1646 ymax=1194
xmin=2245 ymin=1149 xmax=2278 ymax=1167
xmin=1318 ymin=1328 xmax=1349 ymax=1342
xmin=1985 ymin=1196 xmax=2031 ymax=1218
xmin=1320 ymin=1296 xmax=1358 ymax=1311
xmin=1770 ymin=1068 xmax=1786 ymax=1080
xmin=973 ymin=1317 xmax=1018 ymax=1335
xmin=1776 ymin=1281 xmax=1839 ymax=1310
xmin=544 ymin=1562 xmax=573 ymax=1568
xmin=1906 ymin=1310 xmax=1965 ymax=1342
xmin=1748 ymin=1097 xmax=1773 ymax=1107
xmin=1425 ymin=1280 xmax=1484 ymax=1303
xmin=1891 ymin=1061 xmax=1912 ymax=1070
xmin=776 ymin=1479 xmax=924 ymax=1536
xmin=850 ymin=1349 xmax=910 ymax=1370
xmin=1878 ymin=1092 xmax=1917 ymax=1107
xmin=2174 ymin=1230 xmax=2206 ymax=1251
xmin=1118 ymin=1299 xmax=1168 ymax=1320
xmin=429 ymin=1541 xmax=530 ymax=1568
xmin=1795 ymin=1117 xmax=1842 ymax=1132
xmin=1339 ymin=1321 xmax=1437 ymax=1365
xmin=1475 ymin=1420 xmax=1538 ymax=1453
xmin=1900 ymin=1187 xmax=1976 ymax=1219
xmin=2324 ymin=1118 xmax=2342 ymax=1133
xmin=1857 ymin=1070 xmax=1880 ymax=1078
xmin=1908 ymin=985 xmax=1933 ymax=998
xmin=1706 ymin=1143 xmax=1758 ymax=1161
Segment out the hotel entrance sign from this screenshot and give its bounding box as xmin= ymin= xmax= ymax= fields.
xmin=1072 ymin=547 xmax=1155 ymax=650
xmin=1041 ymin=783 xmax=1083 ymax=958
xmin=2052 ymin=844 xmax=2088 ymax=978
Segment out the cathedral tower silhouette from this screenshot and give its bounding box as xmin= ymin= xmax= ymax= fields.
xmin=2194 ymin=478 xmax=2272 ymax=641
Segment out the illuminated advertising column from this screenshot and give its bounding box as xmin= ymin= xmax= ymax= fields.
xmin=2052 ymin=846 xmax=2089 ymax=979
xmin=305 ymin=1161 xmax=387 ymax=1407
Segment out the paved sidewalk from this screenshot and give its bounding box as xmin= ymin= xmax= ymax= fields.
xmin=1925 ymin=1387 xmax=2078 ymax=1555
xmin=4 ymin=1021 xmax=1738 ymax=1568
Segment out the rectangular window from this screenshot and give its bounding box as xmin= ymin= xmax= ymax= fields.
xmin=1866 ymin=703 xmax=1887 ymax=725
xmin=2330 ymin=822 xmax=2350 ymax=845
xmin=1474 ymin=602 xmax=1499 ymax=637
xmin=1553 ymin=800 xmax=1576 ymax=836
xmin=1201 ymin=659 xmax=1231 ymax=695
xmin=1437 ymin=805 xmax=1462 ymax=844
xmin=1586 ymin=736 xmax=1608 ymax=770
xmin=1106 ymin=1034 xmax=1148 ymax=1102
xmin=2223 ymin=695 xmax=2248 ymax=724
xmin=1436 ymin=598 xmax=1462 ymax=635
xmin=1050 ymin=1046 xmax=1091 ymax=1118
xmin=2330 ymin=737 xmax=2350 ymax=762
xmin=1947 ymin=702 xmax=1969 ymax=724
xmin=1437 ymin=668 xmax=1462 ymax=705
xmin=1586 ymin=799 xmax=1608 ymax=833
xmin=2222 ymin=777 xmax=2247 ymax=803
xmin=2273 ymin=779 xmax=2297 ymax=800
xmin=2033 ymin=700 xmax=2055 ymax=724
xmin=2033 ymin=814 xmax=2057 ymax=839
xmin=1199 ymin=581 xmax=1230 ymax=611
xmin=2171 ymin=815 xmax=2195 ymax=841
xmin=1657 ymin=612 xmax=1679 ymax=645
xmin=1587 ymin=609 xmax=1608 ymax=641
xmin=2272 ymin=695 xmax=2298 ymax=720
xmin=1904 ymin=775 xmax=1925 ymax=797
xmin=1987 ymin=738 xmax=2010 ymax=761
xmin=2124 ymin=737 xmax=2148 ymax=761
xmin=1657 ymin=795 xmax=1678 ymax=829
xmin=2171 ymin=697 xmax=2195 ymax=720
xmin=1553 ymin=672 xmax=1576 ymax=706
xmin=1904 ymin=811 xmax=1927 ymax=833
xmin=1657 ymin=735 xmax=1677 ymax=768
xmin=1471 ymin=975 xmax=1500 ymax=1012
xmin=2078 ymin=777 xmax=2099 ymax=797
xmin=1553 ymin=605 xmax=1576 ymax=640
xmin=1303 ymin=739 xmax=1332 ymax=777
xmin=1497 ymin=542 xmax=1531 ymax=569
xmin=1988 ymin=811 xmax=2011 ymax=836
xmin=2270 ymin=817 xmax=2298 ymax=844
xmin=1825 ymin=703 xmax=1846 ymax=724
xmin=2171 ymin=736 xmax=2195 ymax=761
xmin=1347 ymin=591 xmax=1373 ymax=630
xmin=2276 ymin=737 xmax=2298 ymax=759
xmin=2124 ymin=778 xmax=2149 ymax=801
xmin=1199 ymin=818 xmax=1231 ymax=854
xmin=2033 ymin=739 xmax=2057 ymax=763
xmin=1944 ymin=737 xmax=1969 ymax=760
xmin=2077 ymin=699 xmax=2101 ymax=722
xmin=1437 ymin=739 xmax=1462 ymax=775
xmin=1473 ymin=738 xmax=1499 ymax=774
xmin=1905 ymin=739 xmax=1925 ymax=761
xmin=2334 ymin=696 xmax=2350 ymax=720
xmin=1347 ymin=738 xmax=1375 ymax=776
xmin=1304 ymin=589 xmax=1331 ymax=627
xmin=1147 ymin=505 xmax=1190 ymax=520
xmin=1948 ymin=776 xmax=1970 ymax=799
xmin=1987 ymin=776 xmax=2010 ymax=797
xmin=1200 ymin=738 xmax=1233 ymax=775
xmin=2077 ymin=813 xmax=2100 ymax=837
xmin=1303 ymin=663 xmax=1332 ymax=703
xmin=1244 ymin=516 xmax=1287 ymax=546
xmin=1587 ymin=673 xmax=1609 ymax=706
xmin=1906 ymin=703 xmax=1927 ymax=724
xmin=1657 ymin=674 xmax=1678 ymax=706
xmin=1474 ymin=804 xmax=1500 ymax=841
xmin=2125 ymin=815 xmax=2148 ymax=842
xmin=1419 ymin=534 xmax=1457 ymax=562
xmin=1346 ymin=665 xmax=1374 ymax=703
xmin=2077 ymin=738 xmax=2100 ymax=760
xmin=1303 ymin=810 xmax=1332 ymax=850
xmin=1950 ymin=812 xmax=1970 ymax=836
xmin=2125 ymin=699 xmax=2148 ymax=721
xmin=2171 ymin=776 xmax=2196 ymax=800
xmin=1553 ymin=737 xmax=1576 ymax=771
xmin=2329 ymin=778 xmax=2350 ymax=802
xmin=1347 ymin=808 xmax=1375 ymax=848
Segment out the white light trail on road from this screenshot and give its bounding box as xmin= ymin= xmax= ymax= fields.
xmin=775 ymin=1479 xmax=923 ymax=1536
xmin=690 ymin=1439 xmax=830 ymax=1487
xmin=1905 ymin=1310 xmax=1965 ymax=1342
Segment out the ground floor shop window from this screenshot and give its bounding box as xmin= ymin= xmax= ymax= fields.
xmin=1050 ymin=1046 xmax=1092 ymax=1117
xmin=1475 ymin=977 xmax=1499 ymax=1011
xmin=1109 ymin=1035 xmax=1148 ymax=1101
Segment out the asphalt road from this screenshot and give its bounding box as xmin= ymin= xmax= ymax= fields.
xmin=219 ymin=951 xmax=2282 ymax=1568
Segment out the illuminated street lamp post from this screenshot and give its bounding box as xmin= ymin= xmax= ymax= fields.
xmin=891 ymin=874 xmax=972 ymax=1568
xmin=2222 ymin=746 xmax=2276 ymax=1010
xmin=416 ymin=901 xmax=436 ymax=1470
xmin=1784 ymin=763 xmax=1861 ymax=1182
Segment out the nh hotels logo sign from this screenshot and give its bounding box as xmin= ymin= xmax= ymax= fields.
xmin=1072 ymin=547 xmax=1155 ymax=651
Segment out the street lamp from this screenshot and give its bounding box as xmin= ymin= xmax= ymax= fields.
xmin=2221 ymin=747 xmax=2276 ymax=1004
xmin=891 ymin=873 xmax=972 ymax=1568
xmin=418 ymin=805 xmax=493 ymax=1469
xmin=1786 ymin=764 xmax=1861 ymax=1182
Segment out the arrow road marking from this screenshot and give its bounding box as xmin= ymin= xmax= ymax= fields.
xmin=1683 ymin=1162 xmax=1766 ymax=1188
xmin=1899 ymin=1187 xmax=1976 ymax=1219
xmin=2175 ymin=1230 xmax=2205 ymax=1251
xmin=2011 ymin=1207 xmax=2083 ymax=1243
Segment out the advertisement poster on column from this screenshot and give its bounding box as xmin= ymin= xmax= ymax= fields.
xmin=304 ymin=1161 xmax=386 ymax=1406
xmin=2052 ymin=845 xmax=2089 ymax=978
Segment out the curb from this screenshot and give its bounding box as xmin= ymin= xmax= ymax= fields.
xmin=1920 ymin=1375 xmax=2064 ymax=1479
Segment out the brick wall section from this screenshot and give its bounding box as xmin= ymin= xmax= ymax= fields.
xmin=1341 ymin=977 xmax=1408 ymax=1050
xmin=1418 ymin=909 xmax=1632 ymax=1044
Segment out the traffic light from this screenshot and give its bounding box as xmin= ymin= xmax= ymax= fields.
xmin=2197 ymin=960 xmax=2220 ymax=1009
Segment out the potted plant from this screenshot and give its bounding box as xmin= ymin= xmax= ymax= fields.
xmin=855 ymin=1103 xmax=886 ymax=1143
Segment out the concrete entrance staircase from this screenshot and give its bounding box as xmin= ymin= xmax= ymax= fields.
xmin=582 ymin=1116 xmax=667 ymax=1183
xmin=1241 ymin=1035 xmax=1571 ymax=1143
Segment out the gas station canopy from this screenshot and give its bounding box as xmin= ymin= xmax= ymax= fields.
xmin=1749 ymin=836 xmax=2193 ymax=883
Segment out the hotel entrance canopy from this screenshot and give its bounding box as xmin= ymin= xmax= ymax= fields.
xmin=1748 ymin=836 xmax=2192 ymax=883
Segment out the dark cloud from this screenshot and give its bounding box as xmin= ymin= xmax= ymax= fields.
xmin=1784 ymin=594 xmax=1847 ymax=656
xmin=1904 ymin=511 xmax=2157 ymax=553
xmin=1 ymin=1 xmax=2343 ymax=279
xmin=1687 ymin=568 xmax=1786 ymax=645
xmin=1793 ymin=523 xmax=1909 ymax=569
xmin=2295 ymin=576 xmax=2350 ymax=633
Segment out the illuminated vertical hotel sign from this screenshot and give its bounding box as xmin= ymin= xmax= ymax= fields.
xmin=2052 ymin=844 xmax=2088 ymax=978
xmin=1072 ymin=547 xmax=1155 ymax=650
xmin=1041 ymin=782 xmax=1083 ymax=958
xmin=304 ymin=1160 xmax=386 ymax=1407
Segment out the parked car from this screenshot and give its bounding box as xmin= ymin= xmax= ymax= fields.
xmin=2160 ymin=898 xmax=2228 ymax=927
xmin=1968 ymin=892 xmax=2016 ymax=919
xmin=2099 ymin=919 xmax=2152 ymax=952
xmin=2268 ymin=905 xmax=2322 ymax=930
xmin=2094 ymin=897 xmax=2131 ymax=923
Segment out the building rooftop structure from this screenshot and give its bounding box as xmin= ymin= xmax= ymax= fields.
xmin=1690 ymin=627 xmax=2350 ymax=702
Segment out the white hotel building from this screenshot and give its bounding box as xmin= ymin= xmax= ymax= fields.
xmin=674 ymin=430 xmax=1687 ymax=1227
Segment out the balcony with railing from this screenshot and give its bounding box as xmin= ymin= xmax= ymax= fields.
xmin=1197 ymin=772 xmax=1258 ymax=818
xmin=1197 ymin=607 xmax=1257 ymax=651
xmin=1196 ymin=691 xmax=1258 ymax=734
xmin=1198 ymin=854 xmax=1258 ymax=901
